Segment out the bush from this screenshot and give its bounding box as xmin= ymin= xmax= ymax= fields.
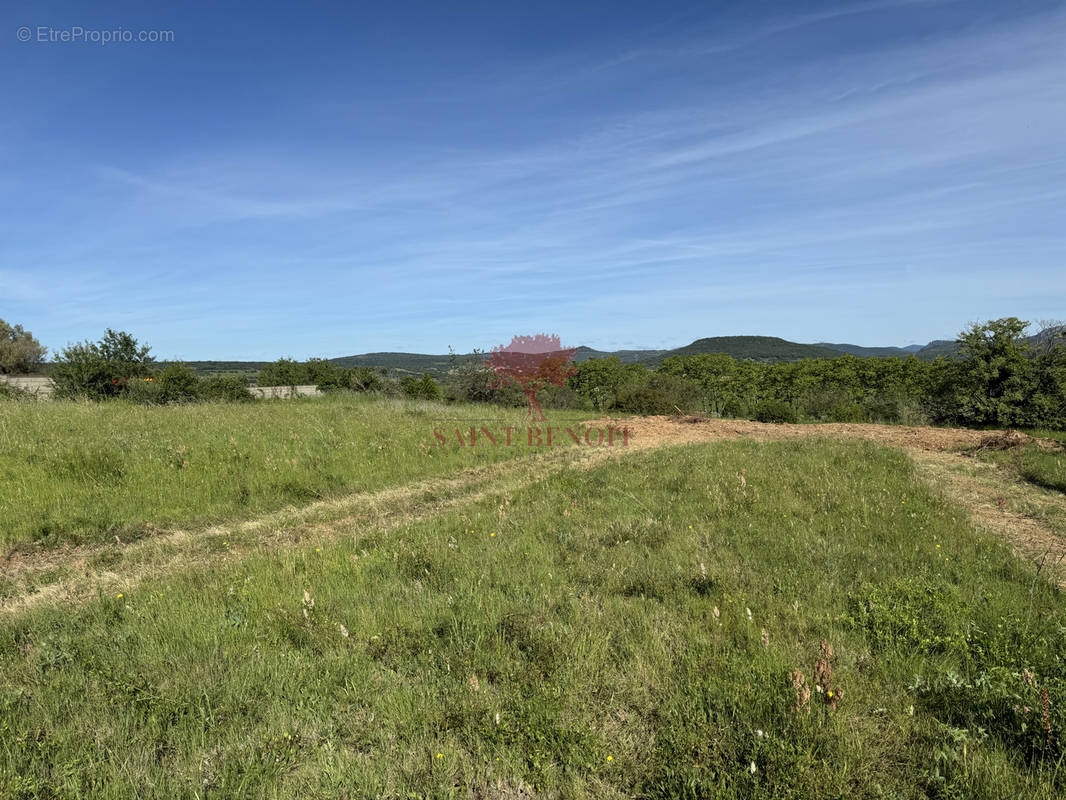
xmin=51 ymin=330 xmax=155 ymax=401
xmin=537 ymin=384 xmax=588 ymax=411
xmin=0 ymin=382 xmax=31 ymax=401
xmin=614 ymin=373 xmax=701 ymax=415
xmin=123 ymin=378 xmax=165 ymax=405
xmin=200 ymin=375 xmax=252 ymax=402
xmin=753 ymin=399 xmax=798 ymax=424
xmin=345 ymin=366 xmax=384 ymax=393
xmin=257 ymin=358 xmax=306 ymax=387
xmin=156 ymin=363 xmax=202 ymax=403
xmin=718 ymin=396 xmax=746 ymax=419
xmin=400 ymin=373 xmax=442 ymax=401
xmin=829 ymin=401 xmax=869 ymax=423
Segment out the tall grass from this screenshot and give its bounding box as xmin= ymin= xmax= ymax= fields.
xmin=975 ymin=442 xmax=1066 ymax=495
xmin=1 ymin=440 xmax=1062 ymax=798
xmin=0 ymin=395 xmax=591 ymax=549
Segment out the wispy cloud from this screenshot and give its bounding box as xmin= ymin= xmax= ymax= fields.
xmin=3 ymin=1 xmax=1064 ymax=357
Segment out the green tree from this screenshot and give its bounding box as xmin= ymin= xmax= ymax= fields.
xmin=257 ymin=358 xmax=306 ymax=387
xmin=951 ymin=318 xmax=1033 ymax=427
xmin=51 ymin=329 xmax=154 ymax=400
xmin=568 ymin=357 xmax=647 ymax=411
xmin=0 ymin=319 xmax=48 ymax=374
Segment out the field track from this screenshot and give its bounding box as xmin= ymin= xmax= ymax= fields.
xmin=3 ymin=417 xmax=1064 ymax=614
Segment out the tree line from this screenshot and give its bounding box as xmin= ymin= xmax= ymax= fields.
xmin=2 ymin=317 xmax=1063 ymax=429
xmin=449 ymin=318 xmax=1066 ymax=430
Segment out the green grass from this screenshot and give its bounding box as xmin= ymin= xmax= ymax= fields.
xmin=975 ymin=443 xmax=1066 ymax=495
xmin=1 ymin=439 xmax=1063 ymax=798
xmin=0 ymin=395 xmax=593 ymax=550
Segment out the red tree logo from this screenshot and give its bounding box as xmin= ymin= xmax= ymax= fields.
xmin=487 ymin=334 xmax=577 ymax=422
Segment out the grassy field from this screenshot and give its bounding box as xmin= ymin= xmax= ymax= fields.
xmin=974 ymin=441 xmax=1066 ymax=496
xmin=1 ymin=424 xmax=1063 ymax=798
xmin=0 ymin=396 xmax=594 ymax=550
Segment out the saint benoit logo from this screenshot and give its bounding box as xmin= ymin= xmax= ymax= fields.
xmin=431 ymin=333 xmax=630 ymax=448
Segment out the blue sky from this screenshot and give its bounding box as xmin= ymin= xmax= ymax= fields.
xmin=2 ymin=0 xmax=1064 ymax=360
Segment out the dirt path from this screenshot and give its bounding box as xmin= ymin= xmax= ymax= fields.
xmin=0 ymin=447 xmax=620 ymax=616
xmin=3 ymin=417 xmax=1064 ymax=614
xmin=585 ymin=415 xmax=997 ymax=451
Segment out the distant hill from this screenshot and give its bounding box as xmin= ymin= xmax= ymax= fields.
xmin=817 ymin=340 xmax=956 ymax=360
xmin=184 ymin=326 xmax=1063 ymax=379
xmin=815 ymin=343 xmax=916 ymax=358
xmin=912 ymin=340 xmax=958 ymax=360
xmin=572 ymin=346 xmax=666 ymax=364
xmin=663 ymin=336 xmax=842 ymax=362
xmin=330 ymin=351 xmax=455 ymax=373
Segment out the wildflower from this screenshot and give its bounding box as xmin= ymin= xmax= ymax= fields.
xmin=746 ymin=607 xmax=753 ymax=622
xmin=339 ymin=624 xmax=349 ymax=638
xmin=436 ymin=753 xmax=443 ymax=759
xmin=761 ymin=629 xmax=770 ymax=648
xmin=712 ymin=606 xmax=720 ymax=620
xmin=814 ymin=640 xmax=843 ymax=710
xmin=490 ymin=532 xmax=495 ymax=537
xmin=749 ymin=761 xmax=757 ymax=774
xmin=315 ymin=547 xmax=322 ymax=553
xmin=116 ymin=593 xmax=123 ymax=599
xmin=606 ymin=755 xmax=613 ymax=762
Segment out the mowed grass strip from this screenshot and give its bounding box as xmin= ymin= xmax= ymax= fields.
xmin=1 ymin=439 xmax=1064 ymax=799
xmin=0 ymin=395 xmax=591 ymax=550
xmin=975 ymin=442 xmax=1066 ymax=496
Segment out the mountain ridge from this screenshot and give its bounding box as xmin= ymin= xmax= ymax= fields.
xmin=184 ymin=327 xmax=1062 ymax=378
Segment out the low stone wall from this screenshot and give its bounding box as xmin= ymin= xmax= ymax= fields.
xmin=0 ymin=375 xmax=54 ymax=398
xmin=248 ymin=384 xmax=321 ymax=399
xmin=0 ymin=376 xmax=321 ymax=401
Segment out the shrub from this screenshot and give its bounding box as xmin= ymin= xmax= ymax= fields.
xmin=51 ymin=330 xmax=155 ymax=401
xmin=614 ymin=373 xmax=701 ymax=415
xmin=200 ymin=375 xmax=253 ymax=402
xmin=446 ymin=351 xmax=498 ymax=403
xmin=345 ymin=366 xmax=384 ymax=393
xmin=0 ymin=382 xmax=31 ymax=401
xmin=753 ymin=399 xmax=798 ymax=424
xmin=860 ymin=396 xmax=900 ymax=423
xmin=718 ymin=396 xmax=746 ymax=419
xmin=537 ymin=384 xmax=588 ymax=411
xmin=829 ymin=401 xmax=869 ymax=423
xmin=400 ymin=373 xmax=442 ymax=401
xmin=156 ymin=363 xmax=202 ymax=403
xmin=257 ymin=358 xmax=306 ymax=387
xmin=123 ymin=378 xmax=165 ymax=405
